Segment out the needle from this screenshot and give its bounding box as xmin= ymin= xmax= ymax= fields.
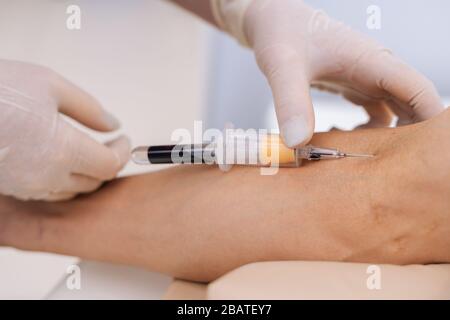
xmin=341 ymin=152 xmax=375 ymax=158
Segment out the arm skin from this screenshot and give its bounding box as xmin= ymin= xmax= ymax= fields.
xmin=169 ymin=0 xmax=217 ymax=26
xmin=0 ymin=109 xmax=449 ymax=282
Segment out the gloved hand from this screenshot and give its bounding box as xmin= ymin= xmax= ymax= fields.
xmin=212 ymin=0 xmax=445 ymax=147
xmin=0 ymin=60 xmax=130 ymax=201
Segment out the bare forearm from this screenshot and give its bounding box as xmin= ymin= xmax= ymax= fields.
xmin=1 ymin=112 xmax=449 ymax=282
xmin=169 ymin=0 xmax=217 ymax=26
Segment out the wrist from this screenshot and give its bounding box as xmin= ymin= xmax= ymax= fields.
xmin=210 ymin=0 xmax=254 ymax=47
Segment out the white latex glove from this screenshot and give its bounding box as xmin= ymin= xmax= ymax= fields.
xmin=212 ymin=0 xmax=445 ymax=147
xmin=0 ymin=60 xmax=130 ymax=201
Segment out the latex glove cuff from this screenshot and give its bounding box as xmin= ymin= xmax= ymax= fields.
xmin=210 ymin=0 xmax=254 ymax=46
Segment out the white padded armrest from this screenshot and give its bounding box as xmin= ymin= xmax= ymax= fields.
xmin=208 ymin=261 xmax=450 ymax=300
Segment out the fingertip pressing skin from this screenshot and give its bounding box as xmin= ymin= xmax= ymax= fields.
xmin=280 ymin=115 xmax=314 ymax=148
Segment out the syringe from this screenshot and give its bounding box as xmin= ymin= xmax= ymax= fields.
xmin=131 ymin=134 xmax=374 ymax=168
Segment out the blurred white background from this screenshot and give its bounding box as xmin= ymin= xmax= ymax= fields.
xmin=0 ymin=0 xmax=449 ymax=299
